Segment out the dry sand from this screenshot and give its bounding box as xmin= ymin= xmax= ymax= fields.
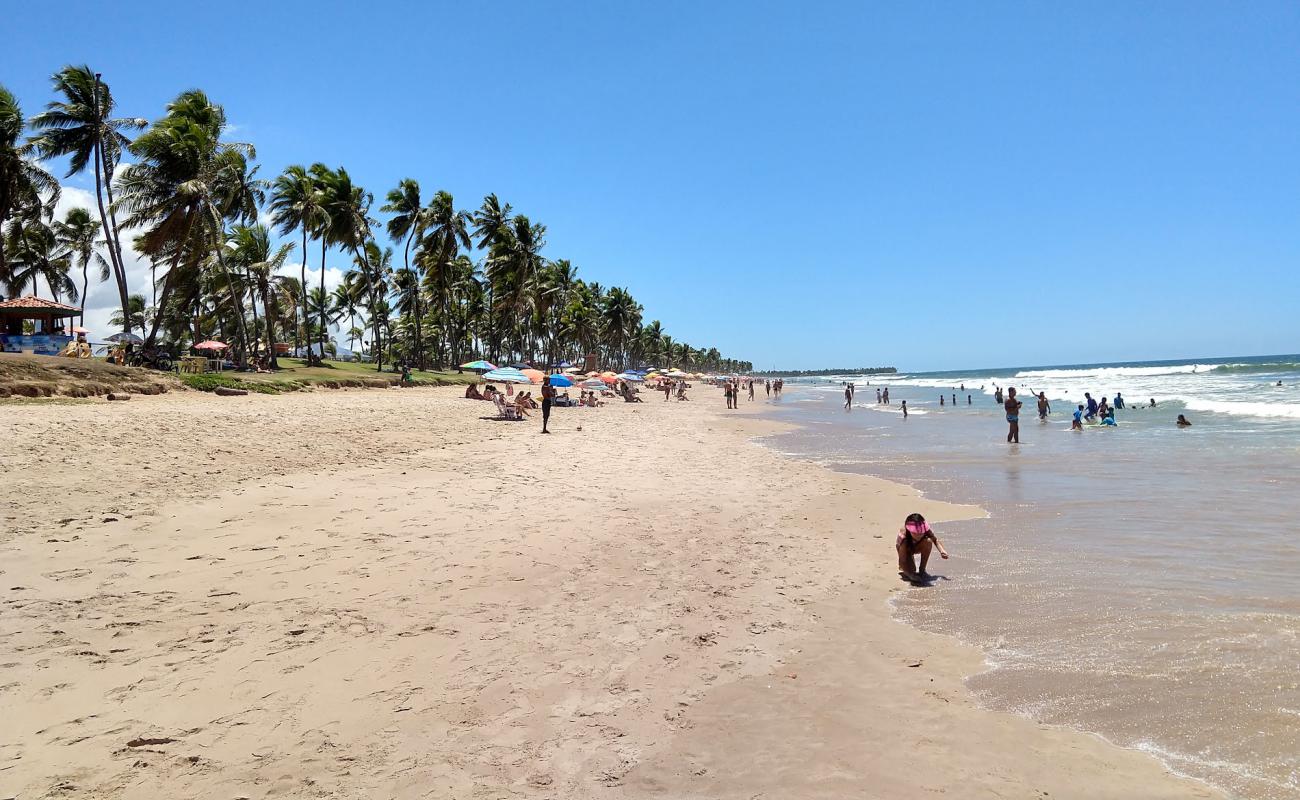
xmin=0 ymin=387 xmax=1222 ymax=799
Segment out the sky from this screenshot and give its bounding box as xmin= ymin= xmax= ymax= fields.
xmin=4 ymin=0 xmax=1298 ymax=371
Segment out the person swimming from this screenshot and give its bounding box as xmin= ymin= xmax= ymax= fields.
xmin=1177 ymin=414 xmax=1192 ymax=427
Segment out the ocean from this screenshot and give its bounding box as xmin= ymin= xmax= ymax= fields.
xmin=757 ymin=355 xmax=1300 ymax=799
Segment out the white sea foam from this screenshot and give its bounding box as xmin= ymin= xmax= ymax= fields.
xmin=1181 ymin=397 xmax=1300 ymax=420
xmin=1014 ymin=364 xmax=1222 ymax=379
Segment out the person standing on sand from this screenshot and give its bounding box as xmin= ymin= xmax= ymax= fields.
xmin=724 ymin=382 xmax=733 ymax=409
xmin=765 ymin=379 xmax=771 ymax=397
xmin=901 ymin=400 xmax=908 ymax=419
xmin=897 ymin=513 xmax=949 ymax=582
xmin=540 ymin=376 xmax=556 ymax=434
xmin=1004 ymin=387 xmax=1022 ymax=443
xmin=749 ymin=380 xmax=755 ymax=401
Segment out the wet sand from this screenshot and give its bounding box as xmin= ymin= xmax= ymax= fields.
xmin=0 ymin=387 xmax=1221 ymax=798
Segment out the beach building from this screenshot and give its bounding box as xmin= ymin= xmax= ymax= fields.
xmin=0 ymin=296 xmax=80 ymax=356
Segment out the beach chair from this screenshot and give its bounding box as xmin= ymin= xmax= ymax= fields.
xmin=494 ymin=394 xmax=522 ymax=421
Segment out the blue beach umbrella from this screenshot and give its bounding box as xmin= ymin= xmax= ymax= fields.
xmin=483 ymin=368 xmax=532 ymax=384
xmin=617 ymin=372 xmax=644 ymax=382
xmin=546 ymin=373 xmax=574 ymax=387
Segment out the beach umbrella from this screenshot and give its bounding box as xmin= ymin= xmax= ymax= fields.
xmin=599 ymin=374 xmax=618 ymax=385
xmin=617 ymin=372 xmax=644 ymax=382
xmin=521 ymin=368 xmax=545 ymax=383
xmin=586 ymin=370 xmax=601 ymax=377
xmin=581 ymin=378 xmax=606 ymax=389
xmin=70 ymin=325 xmax=91 ymax=334
xmin=666 ymin=369 xmax=689 ymax=378
xmin=105 ymin=332 xmax=143 ymax=344
xmin=508 ymin=362 xmax=531 ymax=369
xmin=460 ymin=359 xmax=496 ymax=371
xmin=482 ymin=368 xmax=533 ymax=384
xmin=563 ymin=366 xmax=582 ymax=374
xmin=547 ymin=373 xmax=574 ymax=387
xmin=194 ymin=340 xmax=229 ymax=350
xmin=556 ymin=360 xmax=572 ymax=368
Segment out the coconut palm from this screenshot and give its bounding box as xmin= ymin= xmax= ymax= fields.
xmin=230 ymin=224 xmax=294 ymax=368
xmin=116 ymin=89 xmax=255 ymax=363
xmin=29 ymin=66 xmax=145 ymax=330
xmin=4 ymin=217 xmax=77 ymax=303
xmin=51 ymin=207 xmax=107 ymax=326
xmin=269 ymin=164 xmax=328 ymax=364
xmin=109 ymin=293 xmax=149 ymax=337
xmin=379 ymin=178 xmax=426 ymax=273
xmin=0 ymin=86 xmax=59 ymax=285
xmin=316 ymin=165 xmax=386 ymax=369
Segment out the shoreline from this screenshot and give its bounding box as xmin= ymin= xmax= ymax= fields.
xmin=1 ymin=387 xmax=1222 ymax=798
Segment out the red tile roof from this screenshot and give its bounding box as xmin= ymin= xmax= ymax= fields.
xmin=0 ymin=296 xmax=81 ymax=315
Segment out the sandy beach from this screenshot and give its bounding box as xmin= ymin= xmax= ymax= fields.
xmin=1 ymin=387 xmax=1222 ymax=799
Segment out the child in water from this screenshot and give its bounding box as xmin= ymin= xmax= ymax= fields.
xmin=897 ymin=512 xmax=949 ymax=582
xmin=1072 ymin=405 xmax=1085 ymax=430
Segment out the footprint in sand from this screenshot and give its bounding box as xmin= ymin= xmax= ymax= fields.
xmin=42 ymin=568 xmax=92 ymax=580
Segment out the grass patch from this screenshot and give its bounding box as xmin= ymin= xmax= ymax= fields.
xmin=179 ymin=373 xmax=282 ymax=394
xmin=234 ymin=358 xmax=480 ymax=390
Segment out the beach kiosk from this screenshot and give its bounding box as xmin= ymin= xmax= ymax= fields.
xmin=0 ymin=296 xmax=79 ymax=356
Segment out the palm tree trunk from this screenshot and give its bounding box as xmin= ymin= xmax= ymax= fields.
xmin=213 ymin=241 xmax=251 ymax=369
xmin=299 ymin=232 xmax=313 ymax=364
xmin=261 ymin=284 xmax=278 ymax=369
xmin=350 ymin=243 xmax=383 ymax=372
xmin=318 ymin=237 xmax=328 ymax=362
xmin=91 ymin=119 xmax=131 ymax=336
xmin=80 ymin=264 xmax=88 ymax=327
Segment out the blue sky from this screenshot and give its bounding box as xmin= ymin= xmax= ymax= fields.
xmin=5 ymin=1 xmax=1298 ymax=370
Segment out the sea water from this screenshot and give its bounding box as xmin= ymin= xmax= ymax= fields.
xmin=760 ymin=355 xmax=1300 ymax=799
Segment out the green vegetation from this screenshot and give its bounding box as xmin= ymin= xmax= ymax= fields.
xmin=179 ymin=373 xmax=282 ymax=394
xmin=2 ymin=67 xmax=755 ymax=379
xmin=177 ymin=358 xmax=478 ymax=394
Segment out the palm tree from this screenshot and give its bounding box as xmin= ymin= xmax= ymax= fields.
xmin=30 ymin=66 xmax=145 ymax=334
xmin=0 ymin=85 xmax=58 ymax=286
xmin=416 ymin=190 xmax=471 ymax=367
xmin=116 ymin=90 xmax=256 ymax=364
xmin=380 ymin=178 xmax=425 ymax=274
xmin=316 ymin=165 xmax=386 ymax=369
xmin=109 ymin=293 xmax=149 ymax=336
xmin=269 ymin=164 xmax=328 ymax=364
xmin=230 ymin=224 xmax=294 ymax=368
xmin=331 ymin=271 xmax=364 ymax=351
xmin=4 ymin=217 xmax=77 ymax=303
xmin=51 ymin=207 xmax=107 ymax=326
